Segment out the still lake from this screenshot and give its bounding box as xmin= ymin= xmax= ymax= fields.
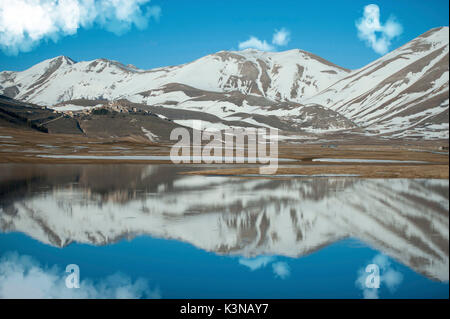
xmin=0 ymin=164 xmax=448 ymax=299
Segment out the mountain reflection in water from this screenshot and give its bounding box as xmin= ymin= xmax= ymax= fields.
xmin=0 ymin=164 xmax=448 ymax=285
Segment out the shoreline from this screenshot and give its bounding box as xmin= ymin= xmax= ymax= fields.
xmin=1 ymin=126 xmax=448 ymax=179
xmin=0 ymin=159 xmax=448 ymax=179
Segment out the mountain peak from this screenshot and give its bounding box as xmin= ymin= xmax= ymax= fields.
xmin=415 ymin=26 xmax=449 ymax=45
xmin=51 ymin=55 xmax=76 ymax=65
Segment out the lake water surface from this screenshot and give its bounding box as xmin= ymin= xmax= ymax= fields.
xmin=0 ymin=164 xmax=448 ymax=299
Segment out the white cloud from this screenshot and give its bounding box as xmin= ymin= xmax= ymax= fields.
xmin=362 ymin=288 xmax=379 ymax=299
xmin=355 ymin=254 xmax=403 ymax=299
xmin=356 ymin=4 xmax=403 ymax=55
xmin=0 ymin=0 xmax=161 ymax=55
xmin=383 ymin=268 xmax=403 ymax=292
xmin=238 ymin=28 xmax=291 ymax=51
xmin=272 ymin=262 xmax=290 ymax=279
xmin=239 ymin=256 xmax=291 ymax=279
xmin=272 ymin=28 xmax=290 ymax=46
xmin=239 ymin=256 xmax=275 ymax=271
xmin=238 ymin=36 xmax=275 ymax=51
xmin=0 ymin=252 xmax=160 ymax=299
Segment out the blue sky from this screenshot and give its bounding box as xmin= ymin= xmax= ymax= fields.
xmin=1 ymin=233 xmax=448 ymax=298
xmin=0 ymin=0 xmax=448 ymax=72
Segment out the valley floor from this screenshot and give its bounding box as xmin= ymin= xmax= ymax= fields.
xmin=0 ymin=125 xmax=448 ymax=179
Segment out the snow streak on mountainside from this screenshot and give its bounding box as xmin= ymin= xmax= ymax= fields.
xmin=0 ymin=27 xmax=448 ymax=138
xmin=307 ymin=27 xmax=449 ymax=139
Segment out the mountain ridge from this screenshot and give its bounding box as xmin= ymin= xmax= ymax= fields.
xmin=0 ymin=26 xmax=448 ymax=139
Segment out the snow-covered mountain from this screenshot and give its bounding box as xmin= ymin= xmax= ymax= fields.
xmin=0 ymin=27 xmax=448 ymax=138
xmin=307 ymin=26 xmax=449 ymax=139
xmin=0 ymin=49 xmax=349 ymax=105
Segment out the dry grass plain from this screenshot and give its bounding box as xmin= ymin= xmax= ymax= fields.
xmin=0 ymin=126 xmax=448 ymax=179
